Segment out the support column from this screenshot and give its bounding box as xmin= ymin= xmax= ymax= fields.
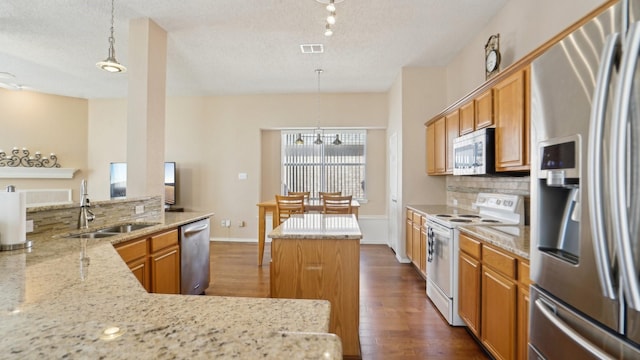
xmin=126 ymin=18 xmax=167 ymax=203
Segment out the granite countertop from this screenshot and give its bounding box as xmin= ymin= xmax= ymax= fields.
xmin=459 ymin=225 xmax=530 ymax=259
xmin=0 ymin=212 xmax=341 ymax=359
xmin=407 ymin=204 xmax=478 ymax=217
xmin=407 ymin=204 xmax=529 ymax=259
xmin=268 ymin=214 xmax=362 ymax=240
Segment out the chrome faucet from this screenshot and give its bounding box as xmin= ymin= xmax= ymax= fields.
xmin=78 ymin=179 xmax=95 ymax=229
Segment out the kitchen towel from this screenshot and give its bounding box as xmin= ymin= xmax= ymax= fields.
xmin=0 ymin=191 xmax=27 ymax=246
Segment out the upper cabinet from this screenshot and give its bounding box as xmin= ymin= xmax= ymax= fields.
xmin=494 ymin=67 xmax=530 ymax=172
xmin=425 ymin=65 xmax=530 ymax=175
xmin=475 ymin=89 xmax=494 ymax=130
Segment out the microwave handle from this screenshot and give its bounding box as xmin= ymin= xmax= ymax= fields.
xmin=587 ymin=32 xmax=619 ymax=300
xmin=610 ymin=21 xmax=640 ymax=310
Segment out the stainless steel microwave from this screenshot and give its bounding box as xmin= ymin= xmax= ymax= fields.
xmin=452 ymin=127 xmax=495 ymax=175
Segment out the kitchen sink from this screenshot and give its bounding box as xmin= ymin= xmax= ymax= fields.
xmin=96 ymin=223 xmax=157 ymax=233
xmin=67 ymin=232 xmax=118 ymax=239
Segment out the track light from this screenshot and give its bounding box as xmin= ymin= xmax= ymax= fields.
xmin=325 ymin=24 xmax=334 ymax=37
xmin=326 ymin=0 xmax=336 ymax=12
xmin=327 ymin=11 xmax=336 ymax=25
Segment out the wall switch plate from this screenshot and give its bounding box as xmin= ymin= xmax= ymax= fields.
xmin=26 ymin=220 xmax=34 ymax=233
xmin=238 ymin=220 xmax=245 ymax=227
xmin=238 ymin=172 xmax=248 ymax=180
xmin=135 ymin=205 xmax=144 ymax=214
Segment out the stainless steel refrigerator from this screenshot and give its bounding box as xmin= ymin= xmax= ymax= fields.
xmin=530 ymin=0 xmax=640 ymax=358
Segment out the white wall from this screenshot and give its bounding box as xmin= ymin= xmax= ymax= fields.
xmin=446 ymin=0 xmax=607 ymax=103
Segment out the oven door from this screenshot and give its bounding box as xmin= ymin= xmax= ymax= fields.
xmin=427 ymin=221 xmax=453 ymax=297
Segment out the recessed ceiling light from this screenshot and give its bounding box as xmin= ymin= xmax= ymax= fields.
xmin=300 ymin=44 xmax=324 ymax=54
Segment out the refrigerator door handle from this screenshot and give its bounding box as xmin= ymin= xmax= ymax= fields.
xmin=535 ymin=298 xmax=616 ymax=360
xmin=611 ymin=21 xmax=640 ymax=310
xmin=588 ymin=32 xmax=620 ymax=300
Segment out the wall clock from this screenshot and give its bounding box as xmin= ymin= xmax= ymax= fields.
xmin=485 ymin=34 xmax=501 ymax=80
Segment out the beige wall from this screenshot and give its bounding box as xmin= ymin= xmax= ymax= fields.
xmin=88 ymin=93 xmax=387 ymax=240
xmin=0 ymin=89 xmax=88 ymax=199
xmin=445 ymin=0 xmax=607 ymax=103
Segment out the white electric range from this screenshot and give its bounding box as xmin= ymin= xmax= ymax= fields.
xmin=425 ymin=193 xmax=524 ymax=326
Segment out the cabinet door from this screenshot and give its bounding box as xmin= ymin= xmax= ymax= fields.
xmin=151 ymin=245 xmax=181 ymax=294
xmin=406 ymin=215 xmax=413 ymax=261
xmin=482 ymin=267 xmax=517 ymax=360
xmin=426 ymin=123 xmax=436 ymax=174
xmin=517 ymin=285 xmax=530 ymax=360
xmin=475 ymin=89 xmax=493 ymax=129
xmin=459 ymin=101 xmax=475 ymax=135
xmin=420 ymin=220 xmax=427 ymax=276
xmin=459 ymin=252 xmax=481 ymax=337
xmin=412 ymin=221 xmax=421 ymax=269
xmin=434 ymin=117 xmax=446 ymax=173
xmin=128 ymin=256 xmax=150 ymax=292
xmin=445 ymin=112 xmax=460 ymax=174
xmin=494 ymin=68 xmax=529 ymax=171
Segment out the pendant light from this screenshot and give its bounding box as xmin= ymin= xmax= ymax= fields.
xmin=295 ymin=133 xmax=304 ymax=144
xmin=314 ymin=69 xmax=324 ymax=145
xmin=333 ymin=134 xmax=342 ymax=145
xmin=96 ymin=0 xmax=127 ymax=73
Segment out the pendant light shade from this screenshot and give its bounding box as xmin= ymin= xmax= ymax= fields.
xmin=332 ymin=134 xmax=342 ymax=145
xmin=96 ymin=0 xmax=126 ymax=73
xmin=295 ymin=133 xmax=304 ymax=144
xmin=314 ymin=133 xmax=323 ymax=145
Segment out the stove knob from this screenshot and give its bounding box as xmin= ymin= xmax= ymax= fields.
xmin=496 ymin=199 xmax=502 ymax=205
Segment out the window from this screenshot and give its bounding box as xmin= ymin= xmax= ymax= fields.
xmin=281 ymin=130 xmax=366 ymax=200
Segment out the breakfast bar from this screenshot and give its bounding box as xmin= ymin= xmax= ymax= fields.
xmin=269 ymin=213 xmax=362 ymax=359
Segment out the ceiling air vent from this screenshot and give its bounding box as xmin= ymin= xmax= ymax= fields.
xmin=300 ymin=44 xmax=324 ymax=54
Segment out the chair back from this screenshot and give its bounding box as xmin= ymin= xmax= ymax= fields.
xmin=275 ymin=194 xmax=305 ymax=224
xmin=287 ymin=191 xmax=310 ymax=201
xmin=322 ymin=195 xmax=353 ymax=214
xmin=319 ymin=191 xmax=341 ymax=200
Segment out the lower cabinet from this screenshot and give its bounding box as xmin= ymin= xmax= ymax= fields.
xmin=406 ymin=208 xmax=427 ymax=278
xmin=115 ymin=228 xmax=180 ymax=294
xmin=458 ymin=232 xmax=530 ymax=360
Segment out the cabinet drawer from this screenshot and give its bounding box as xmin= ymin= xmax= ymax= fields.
xmin=483 ymin=245 xmax=516 ymax=279
xmin=150 ymin=229 xmax=178 ymax=253
xmin=460 ymin=233 xmax=482 ymax=259
xmin=518 ymin=260 xmax=532 ymax=286
xmin=407 ymin=209 xmax=414 ymax=219
xmin=115 ymin=238 xmax=147 ymax=263
xmin=413 ymin=212 xmax=423 ymax=223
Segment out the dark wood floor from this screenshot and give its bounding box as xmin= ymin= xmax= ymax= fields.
xmin=206 ymin=242 xmax=489 ymax=360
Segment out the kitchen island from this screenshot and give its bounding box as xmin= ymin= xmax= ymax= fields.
xmin=0 ymin=212 xmax=341 ymax=359
xmin=269 ymin=213 xmax=362 ymax=359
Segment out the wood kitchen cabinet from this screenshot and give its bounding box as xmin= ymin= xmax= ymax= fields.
xmin=475 ymin=89 xmax=494 ymax=130
xmin=459 ymin=101 xmax=475 ymax=135
xmin=115 ymin=228 xmax=181 ymax=294
xmin=458 ymin=234 xmax=482 ymax=337
xmin=458 ymin=232 xmax=530 ymax=360
xmin=149 ymin=229 xmax=180 ymax=294
xmin=494 ymin=67 xmax=530 ymax=172
xmin=411 ymin=212 xmax=422 ymax=270
xmin=426 ymin=114 xmax=455 ymax=176
xmin=115 ymin=237 xmax=150 ymax=292
xmin=271 ymin=237 xmax=360 ymax=358
xmin=426 ymin=123 xmax=436 ymax=174
xmin=406 ymin=209 xmax=414 ymax=262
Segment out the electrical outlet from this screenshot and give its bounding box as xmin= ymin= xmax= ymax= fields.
xmin=225 ymin=220 xmax=231 ymax=227
xmin=452 ymin=199 xmax=458 ymax=206
xmin=221 ymin=220 xmax=226 ymax=227
xmin=237 ymin=220 xmax=245 ymax=227
xmin=135 ymin=205 xmax=144 ymax=214
xmin=26 ymin=220 xmax=34 ymax=233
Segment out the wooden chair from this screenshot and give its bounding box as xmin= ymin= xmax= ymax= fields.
xmin=287 ymin=191 xmax=310 ymax=202
xmin=275 ymin=194 xmax=305 ymax=224
xmin=322 ymin=195 xmax=353 ymax=214
xmin=318 ymin=191 xmax=341 ymax=200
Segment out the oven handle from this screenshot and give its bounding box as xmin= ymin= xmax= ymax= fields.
xmin=427 ymin=223 xmax=451 ymax=237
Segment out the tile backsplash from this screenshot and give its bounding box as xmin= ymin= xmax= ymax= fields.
xmin=447 ymin=175 xmax=530 ymax=224
xmin=27 ymin=196 xmax=163 ymax=236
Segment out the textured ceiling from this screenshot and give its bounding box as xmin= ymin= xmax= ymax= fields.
xmin=0 ymin=0 xmax=508 ymax=99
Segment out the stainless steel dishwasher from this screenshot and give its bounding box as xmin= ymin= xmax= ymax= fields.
xmin=180 ymin=218 xmax=210 ymax=295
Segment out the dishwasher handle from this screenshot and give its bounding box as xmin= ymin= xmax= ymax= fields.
xmin=183 ymin=223 xmax=209 ymax=235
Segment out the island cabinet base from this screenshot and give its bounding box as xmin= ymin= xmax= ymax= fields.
xmin=270 ymin=237 xmax=361 ymax=359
